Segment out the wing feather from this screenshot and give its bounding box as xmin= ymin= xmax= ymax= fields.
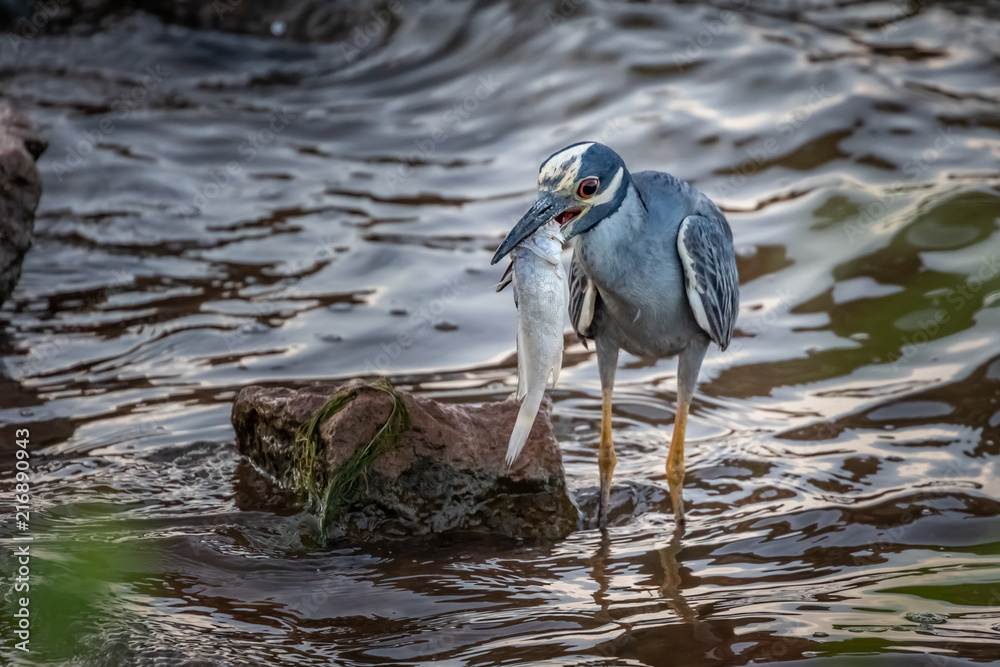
xmin=568 ymin=255 xmax=598 ymax=345
xmin=677 ymin=213 xmax=739 ymax=350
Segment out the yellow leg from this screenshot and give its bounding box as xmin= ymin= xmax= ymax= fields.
xmin=598 ymin=386 xmax=617 ymax=529
xmin=666 ymin=397 xmax=689 ymax=526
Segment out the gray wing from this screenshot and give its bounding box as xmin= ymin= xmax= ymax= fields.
xmin=677 ymin=213 xmax=739 ymax=350
xmin=568 ymin=254 xmax=599 ymax=346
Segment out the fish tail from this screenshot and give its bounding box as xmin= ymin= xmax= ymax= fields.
xmin=505 ymin=383 xmax=545 ymax=467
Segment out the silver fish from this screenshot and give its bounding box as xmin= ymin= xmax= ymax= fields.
xmin=496 ymin=219 xmax=568 ymax=466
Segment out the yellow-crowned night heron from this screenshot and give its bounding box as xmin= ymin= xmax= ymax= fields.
xmin=492 ymin=142 xmax=739 ymax=529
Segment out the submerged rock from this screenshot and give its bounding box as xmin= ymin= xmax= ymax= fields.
xmin=0 ymin=104 xmax=45 ymax=309
xmin=231 ymin=379 xmax=579 ymax=541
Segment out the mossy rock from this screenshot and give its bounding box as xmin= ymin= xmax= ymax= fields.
xmin=231 ymin=379 xmax=578 ymax=541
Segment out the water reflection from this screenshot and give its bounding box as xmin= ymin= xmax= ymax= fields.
xmin=657 ymin=530 xmax=698 ymax=623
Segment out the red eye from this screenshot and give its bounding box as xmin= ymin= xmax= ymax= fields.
xmin=578 ymin=178 xmax=599 ymax=199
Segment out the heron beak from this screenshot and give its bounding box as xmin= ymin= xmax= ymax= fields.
xmin=491 ymin=193 xmax=578 ymax=265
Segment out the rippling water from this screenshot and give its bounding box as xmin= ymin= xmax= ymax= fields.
xmin=2 ymin=0 xmax=1000 ymax=664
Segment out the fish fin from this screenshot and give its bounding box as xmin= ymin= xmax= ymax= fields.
xmin=505 ymin=382 xmax=545 ymax=467
xmin=495 ymin=262 xmax=514 ymax=293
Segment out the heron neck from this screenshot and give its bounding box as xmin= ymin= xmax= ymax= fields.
xmin=574 ymin=184 xmax=646 ymax=288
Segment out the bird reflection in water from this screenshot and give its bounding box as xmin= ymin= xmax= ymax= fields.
xmin=588 ymin=527 xmax=725 ymax=659
xmin=658 ymin=528 xmax=698 ymax=624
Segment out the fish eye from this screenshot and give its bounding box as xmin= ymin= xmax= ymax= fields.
xmin=577 ymin=178 xmax=599 ymax=199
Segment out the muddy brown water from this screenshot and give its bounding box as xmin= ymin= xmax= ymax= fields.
xmin=2 ymin=1 xmax=1000 ymax=664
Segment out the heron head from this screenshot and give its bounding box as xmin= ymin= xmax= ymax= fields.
xmin=491 ymin=142 xmax=630 ymax=264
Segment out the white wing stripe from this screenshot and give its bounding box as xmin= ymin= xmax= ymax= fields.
xmin=577 ymin=278 xmax=596 ymax=334
xmin=678 ymin=221 xmax=713 ymax=336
